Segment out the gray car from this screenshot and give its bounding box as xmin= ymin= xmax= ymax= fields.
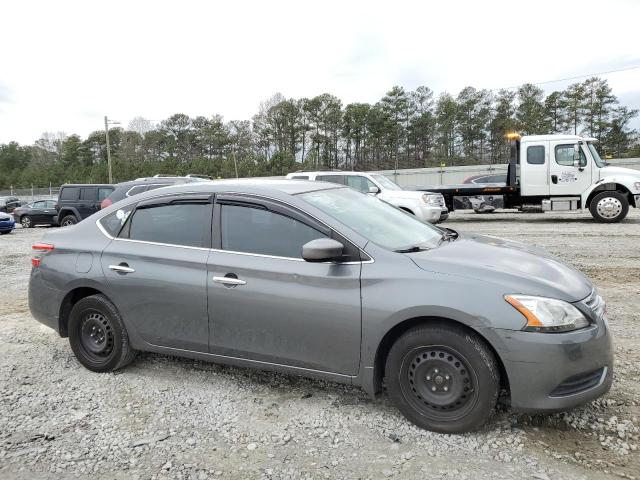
xmin=28 ymin=180 xmax=613 ymax=433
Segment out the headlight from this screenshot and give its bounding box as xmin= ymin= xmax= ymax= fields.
xmin=422 ymin=194 xmax=441 ymax=205
xmin=504 ymin=295 xmax=590 ymax=333
xmin=634 ymin=182 xmax=640 ymax=192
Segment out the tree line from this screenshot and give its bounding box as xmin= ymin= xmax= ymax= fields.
xmin=0 ymin=77 xmax=638 ymax=189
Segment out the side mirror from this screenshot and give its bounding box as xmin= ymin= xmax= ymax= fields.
xmin=368 ymin=186 xmax=380 ymax=194
xmin=573 ymin=144 xmax=581 ymax=167
xmin=302 ymin=238 xmax=344 ymax=262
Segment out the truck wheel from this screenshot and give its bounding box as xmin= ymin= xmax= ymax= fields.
xmin=21 ymin=216 xmax=34 ymax=228
xmin=60 ymin=215 xmax=78 ymax=227
xmin=68 ymin=294 xmax=137 ymax=372
xmin=589 ymin=191 xmax=629 ymax=223
xmin=385 ymin=324 xmax=499 ymax=433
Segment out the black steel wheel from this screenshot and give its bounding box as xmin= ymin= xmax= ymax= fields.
xmin=68 ymin=294 xmax=137 ymax=372
xmin=385 ymin=324 xmax=499 ymax=433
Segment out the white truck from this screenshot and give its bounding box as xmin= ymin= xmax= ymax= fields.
xmin=285 ymin=170 xmax=449 ymax=223
xmin=419 ymin=134 xmax=640 ymax=223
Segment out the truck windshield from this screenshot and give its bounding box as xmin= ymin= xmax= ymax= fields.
xmin=588 ymin=143 xmax=606 ymax=168
xmin=370 ymin=174 xmax=403 ymax=191
xmin=300 ymin=187 xmax=442 ymax=251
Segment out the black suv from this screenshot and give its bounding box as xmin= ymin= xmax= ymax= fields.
xmin=0 ymin=196 xmax=21 ymax=213
xmin=100 ymin=176 xmax=207 ymax=209
xmin=56 ymin=184 xmax=114 ymax=226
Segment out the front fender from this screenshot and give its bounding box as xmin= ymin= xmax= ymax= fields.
xmin=582 ymin=175 xmax=639 ymax=207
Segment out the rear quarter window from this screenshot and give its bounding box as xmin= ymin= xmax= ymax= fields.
xmin=59 ymin=187 xmax=79 ymax=201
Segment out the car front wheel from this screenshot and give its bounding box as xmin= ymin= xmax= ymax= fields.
xmin=385 ymin=324 xmax=499 ymax=433
xmin=68 ymin=294 xmax=137 ymax=372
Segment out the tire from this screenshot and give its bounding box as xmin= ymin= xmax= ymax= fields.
xmin=21 ymin=216 xmax=33 ymax=228
xmin=0 ymin=230 xmax=10 ymax=235
xmin=60 ymin=214 xmax=78 ymax=227
xmin=385 ymin=323 xmax=499 ymax=433
xmin=589 ymin=191 xmax=629 ymax=223
xmin=68 ymin=294 xmax=137 ymax=372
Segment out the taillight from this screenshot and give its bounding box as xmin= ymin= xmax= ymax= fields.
xmin=101 ymin=198 xmax=112 ymax=209
xmin=32 ymin=243 xmax=54 ymax=267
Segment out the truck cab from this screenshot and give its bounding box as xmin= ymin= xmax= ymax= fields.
xmin=515 ymin=134 xmax=640 ymax=222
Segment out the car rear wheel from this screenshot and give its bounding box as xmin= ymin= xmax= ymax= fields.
xmin=60 ymin=215 xmax=78 ymax=227
xmin=385 ymin=324 xmax=499 ymax=433
xmin=589 ymin=191 xmax=629 ymax=223
xmin=68 ymin=294 xmax=137 ymax=372
xmin=21 ymin=216 xmax=33 ymax=228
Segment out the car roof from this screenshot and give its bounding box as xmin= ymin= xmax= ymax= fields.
xmin=288 ymin=171 xmax=370 ymax=177
xmin=124 ymin=178 xmax=341 ymax=200
xmin=60 ymin=183 xmax=114 ymax=188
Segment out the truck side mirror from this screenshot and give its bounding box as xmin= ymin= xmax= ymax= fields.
xmin=573 ymin=144 xmax=581 ymax=167
xmin=368 ymin=186 xmax=380 ymax=194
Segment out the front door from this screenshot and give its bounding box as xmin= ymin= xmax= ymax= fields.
xmin=100 ymin=195 xmax=212 ymax=352
xmin=207 ymin=195 xmax=362 ymax=375
xmin=549 ymin=142 xmax=593 ymax=196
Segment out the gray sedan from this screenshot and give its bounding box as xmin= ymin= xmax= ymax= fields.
xmin=28 ymin=180 xmax=613 ymax=433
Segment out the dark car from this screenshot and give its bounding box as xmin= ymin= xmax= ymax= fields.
xmin=56 ymin=184 xmax=114 ymax=226
xmin=0 ymin=196 xmax=21 ymax=213
xmin=0 ymin=211 xmax=16 ymax=234
xmin=456 ymin=173 xmax=507 ymax=211
xmin=101 ymin=176 xmax=206 ymax=209
xmin=29 ymin=180 xmax=612 ymax=433
xmin=13 ymin=199 xmax=58 ymax=228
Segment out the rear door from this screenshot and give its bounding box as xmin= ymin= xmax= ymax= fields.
xmin=207 ymin=194 xmax=362 ymax=375
xmin=100 ymin=194 xmax=213 ymax=352
xmin=520 ymin=141 xmax=549 ymax=196
xmin=549 ymin=142 xmax=593 ymax=196
xmin=29 ymin=201 xmax=46 ymax=223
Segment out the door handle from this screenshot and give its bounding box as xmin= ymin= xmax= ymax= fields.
xmin=551 ymin=175 xmax=558 ymax=184
xmin=109 ymin=264 xmax=135 ymax=274
xmin=212 ymin=276 xmax=246 ymax=286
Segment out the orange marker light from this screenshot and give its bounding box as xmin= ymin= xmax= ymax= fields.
xmin=505 ymin=295 xmax=543 ymax=327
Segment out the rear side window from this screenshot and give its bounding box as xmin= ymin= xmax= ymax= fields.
xmin=127 ymin=203 xmax=209 ymax=247
xmin=527 ymin=145 xmax=545 ymax=165
xmin=59 ymin=187 xmax=79 ymax=200
xmin=32 ymin=201 xmax=45 ymax=208
xmin=290 ymin=176 xmax=309 ymax=180
xmin=221 ymin=204 xmax=326 ymax=258
xmin=126 ymin=185 xmax=148 ymax=197
xmin=98 ymin=205 xmax=135 ymax=237
xmin=80 ymin=188 xmax=96 ymax=201
xmin=316 ymin=175 xmax=345 ymax=185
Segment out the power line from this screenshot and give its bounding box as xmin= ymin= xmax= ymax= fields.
xmin=500 ymin=65 xmax=640 ymax=90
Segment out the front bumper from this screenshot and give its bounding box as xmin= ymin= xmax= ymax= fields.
xmin=415 ymin=205 xmax=443 ymax=224
xmin=491 ymin=317 xmax=613 ymax=412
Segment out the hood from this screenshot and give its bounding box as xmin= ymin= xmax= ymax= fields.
xmin=598 ymin=165 xmax=640 ymax=181
xmin=381 ymin=189 xmax=439 ymax=201
xmin=0 ymin=212 xmax=13 ymax=220
xmin=408 ymin=232 xmax=592 ymax=302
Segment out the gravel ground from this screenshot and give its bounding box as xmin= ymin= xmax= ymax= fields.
xmin=1 ymin=210 xmax=639 ymax=480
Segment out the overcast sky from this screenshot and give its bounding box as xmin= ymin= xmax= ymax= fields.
xmin=1 ymin=0 xmax=639 ymax=144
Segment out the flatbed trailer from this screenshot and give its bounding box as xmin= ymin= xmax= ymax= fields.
xmin=415 ymin=134 xmax=640 ymax=223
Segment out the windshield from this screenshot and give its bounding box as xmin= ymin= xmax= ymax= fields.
xmin=299 ymin=187 xmax=442 ymax=251
xmin=587 ymin=142 xmax=606 ymax=168
xmin=370 ymin=174 xmax=403 ymax=191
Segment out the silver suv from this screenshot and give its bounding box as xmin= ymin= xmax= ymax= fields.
xmin=29 ymin=180 xmax=612 ymax=433
xmin=286 ymin=171 xmax=448 ymax=223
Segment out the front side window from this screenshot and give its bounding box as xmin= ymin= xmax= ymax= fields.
xmin=221 ymin=204 xmax=326 ymax=258
xmin=290 ymin=175 xmax=309 ymax=180
xmin=300 ymin=187 xmax=442 ymax=251
xmin=316 ymin=175 xmax=345 ymax=185
xmin=346 ymin=175 xmax=377 ymax=193
xmin=98 ymin=187 xmax=113 ymax=201
xmin=126 ymin=185 xmax=148 ymax=197
xmin=555 ymin=144 xmax=587 ymax=167
xmin=32 ymin=201 xmax=45 ymax=208
xmin=370 ymin=174 xmax=403 ymax=191
xmin=527 ymin=145 xmax=545 ymax=165
xmin=127 ymin=203 xmax=209 ymax=247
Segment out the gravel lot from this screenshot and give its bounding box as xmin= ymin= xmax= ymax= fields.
xmin=1 ymin=210 xmax=639 ymax=480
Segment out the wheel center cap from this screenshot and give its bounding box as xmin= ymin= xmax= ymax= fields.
xmin=434 ymin=375 xmax=444 ymax=385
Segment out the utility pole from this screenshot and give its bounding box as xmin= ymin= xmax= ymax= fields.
xmin=104 ymin=116 xmax=120 ymax=183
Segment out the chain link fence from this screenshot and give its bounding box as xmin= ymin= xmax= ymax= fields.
xmin=0 ymin=186 xmax=60 ymax=202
